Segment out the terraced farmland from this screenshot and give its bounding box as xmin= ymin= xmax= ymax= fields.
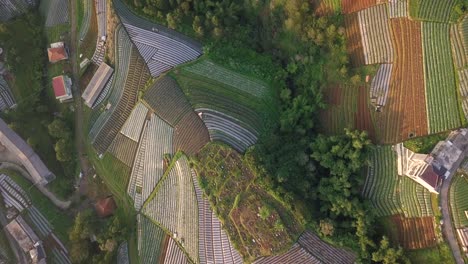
xmin=107 ymin=133 xmax=138 ymax=166
xmin=143 ymin=155 xmax=199 ymax=263
xmin=363 ymin=146 xmax=433 ymax=217
xmin=409 ymin=0 xmax=457 ymax=23
xmin=390 ymin=215 xmax=437 ymax=249
xmin=450 ymin=23 xmax=467 ymax=69
xmin=92 ymin=44 xmax=150 ymax=154
xmin=319 ymin=85 xmax=358 ymax=135
xmin=313 ymin=0 xmax=341 ymax=16
xmin=173 ymin=61 xmax=275 ymax=151
xmin=39 ymin=0 xmax=69 ymax=27
xmin=388 ymin=0 xmax=408 ymax=18
xmin=173 ymin=111 xmax=210 ymax=155
xmin=143 ymin=76 xmax=193 ymax=126
xmin=457 ymin=69 xmax=468 ymax=120
xmin=356 ymin=86 xmax=375 ymax=141
xmin=89 ymin=24 xmax=132 ymax=141
xmin=79 ymin=0 xmax=92 ymax=40
xmin=422 ymin=22 xmax=461 ymax=133
xmin=461 ymin=16 xmax=468 ymax=54
xmin=195 ymin=143 xmax=304 ymax=261
xmin=450 ymin=174 xmax=468 ymax=228
xmin=358 ymin=4 xmax=395 ymax=64
xmin=344 ymin=13 xmax=366 ymax=66
xmin=192 ymin=170 xmax=243 ymax=264
xmin=342 ymin=0 xmax=377 ymax=14
xmin=137 ymin=214 xmax=167 ymax=264
xmin=0 ymin=0 xmax=32 ymax=21
xmin=0 ymin=76 xmax=16 ymax=111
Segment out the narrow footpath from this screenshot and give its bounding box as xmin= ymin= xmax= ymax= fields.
xmin=69 ymin=0 xmax=92 ymax=194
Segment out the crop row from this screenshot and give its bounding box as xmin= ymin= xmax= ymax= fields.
xmin=191 ymin=169 xmax=243 ymax=264
xmin=40 ymin=0 xmax=69 ymax=27
xmin=423 ymin=22 xmax=461 ymax=134
xmin=0 ymin=76 xmax=16 ymax=111
xmin=107 ymin=133 xmax=138 ymax=167
xmin=342 ymin=0 xmax=376 ymax=14
xmin=143 ymin=156 xmax=199 ymax=263
xmin=391 ymin=216 xmax=437 ymax=249
xmin=461 ymin=16 xmax=468 ymax=55
xmin=175 ymin=73 xmax=263 ymax=132
xmin=89 ymin=25 xmax=132 ymax=141
xmin=449 ymin=174 xmax=468 ymax=228
xmin=79 ymin=0 xmax=91 ymax=40
xmin=450 ymin=23 xmax=467 ymax=69
xmin=127 ymin=122 xmax=148 ymax=210
xmin=370 ymin=64 xmax=392 ymax=107
xmin=92 ymin=44 xmax=150 ymax=154
xmin=184 ymin=60 xmax=268 ymax=98
xmin=119 ymin=102 xmax=148 ymax=142
xmin=173 ymin=111 xmax=210 ymax=155
xmin=344 ymin=13 xmax=366 ymax=66
xmin=409 ymin=0 xmax=456 ymax=23
xmin=137 ymin=214 xmax=166 ymax=264
xmin=143 ymin=76 xmax=193 ymax=126
xmin=358 ymin=4 xmax=394 ymax=64
xmin=297 ymin=231 xmax=356 ymax=263
xmin=388 ymin=0 xmax=408 ymax=18
xmin=319 ymin=85 xmax=357 ymax=135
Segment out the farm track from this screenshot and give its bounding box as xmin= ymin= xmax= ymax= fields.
xmin=374 ymin=18 xmax=427 ymax=144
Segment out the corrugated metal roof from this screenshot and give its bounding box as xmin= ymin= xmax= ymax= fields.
xmin=82 ymin=62 xmax=114 ymax=107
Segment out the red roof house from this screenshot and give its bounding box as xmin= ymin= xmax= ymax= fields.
xmin=52 ymin=76 xmax=72 ymax=102
xmin=47 ymin=42 xmax=68 ymax=63
xmin=95 ymin=197 xmax=117 ymax=218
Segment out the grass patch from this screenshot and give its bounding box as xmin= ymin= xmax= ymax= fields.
xmin=0 ymin=169 xmax=72 ymax=244
xmin=0 ymin=223 xmax=14 ymax=261
xmin=406 ymin=243 xmax=455 ymax=264
xmin=403 ymin=131 xmax=450 ymax=154
xmin=44 ymin=23 xmax=69 ymax=43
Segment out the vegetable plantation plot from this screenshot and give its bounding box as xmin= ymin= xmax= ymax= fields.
xmin=450 ymin=23 xmax=468 ymax=69
xmin=358 ymin=4 xmax=395 ymax=65
xmin=422 ymin=22 xmax=461 ymax=134
xmin=39 ymin=0 xmax=69 ymax=27
xmin=373 ymin=18 xmax=428 ymax=144
xmin=409 ymin=0 xmax=457 ymax=23
xmin=173 ymin=111 xmax=210 ymax=155
xmin=137 ymin=214 xmax=167 ymax=264
xmin=450 ymin=174 xmax=468 ymax=228
xmin=319 ymin=85 xmax=358 ymax=136
xmin=79 ymin=0 xmax=92 ymax=41
xmin=342 ymin=0 xmax=377 ymax=14
xmin=388 ymin=0 xmax=408 ymax=18
xmin=356 ymin=86 xmax=376 ymax=141
xmin=344 ymin=13 xmax=366 ymax=66
xmin=390 ymin=215 xmax=437 ymax=249
xmin=143 ymin=155 xmax=199 ymax=263
xmin=461 ymin=16 xmax=468 ymax=55
xmin=363 ymin=146 xmax=434 ymax=218
xmin=312 ymin=0 xmax=341 ymax=16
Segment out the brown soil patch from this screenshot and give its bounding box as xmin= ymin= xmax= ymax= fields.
xmin=344 ymin=13 xmax=366 ymax=66
xmin=356 ymin=86 xmax=376 ymax=141
xmin=342 ymin=0 xmax=385 ymax=14
xmin=390 ymin=215 xmax=437 ymax=249
xmin=373 ymin=18 xmax=428 ymax=144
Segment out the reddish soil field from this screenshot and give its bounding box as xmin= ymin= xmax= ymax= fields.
xmin=373 ymin=18 xmax=428 ymax=144
xmin=312 ymin=0 xmax=336 ymax=16
xmin=344 ymin=13 xmax=366 ymax=66
xmin=342 ymin=0 xmax=377 ymax=14
xmin=356 ymin=86 xmax=376 ymax=141
xmin=391 ymin=216 xmax=437 ymax=249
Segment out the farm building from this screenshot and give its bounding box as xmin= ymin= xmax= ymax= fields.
xmin=394 ymin=129 xmax=468 ymax=193
xmin=5 ymin=215 xmax=46 ymax=263
xmin=0 ymin=118 xmax=55 ymax=185
xmin=394 ymin=143 xmax=442 ymax=193
xmin=52 ymin=75 xmax=72 ymax=102
xmin=95 ymin=196 xmax=116 ymax=217
xmin=47 ymin=42 xmax=68 ymax=63
xmin=82 ymin=62 xmax=113 ymax=108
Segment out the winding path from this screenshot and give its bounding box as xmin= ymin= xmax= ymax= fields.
xmin=0 ymin=162 xmax=71 ymax=210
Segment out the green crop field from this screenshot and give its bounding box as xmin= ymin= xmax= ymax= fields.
xmin=423 ymin=22 xmax=461 ymax=133
xmin=409 ymin=0 xmax=457 ymax=23
xmin=449 ymin=174 xmax=468 ymax=228
xmin=363 ymin=146 xmax=433 ymax=218
xmin=319 ymin=85 xmax=358 ymax=135
xmin=173 ymin=60 xmax=275 ymax=133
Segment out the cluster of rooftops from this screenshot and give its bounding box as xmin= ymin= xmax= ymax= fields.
xmin=395 ymin=129 xmax=468 ymax=194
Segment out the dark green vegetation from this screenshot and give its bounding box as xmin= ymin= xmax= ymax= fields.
xmin=0 ymin=169 xmax=72 ymax=243
xmin=404 ymin=132 xmax=450 ymax=154
xmin=194 ymin=143 xmax=304 ymax=261
xmin=123 ymin=0 xmax=410 ymax=260
xmin=0 ymin=12 xmax=76 ymax=198
xmin=406 ymin=243 xmax=455 ymax=264
xmin=450 ymin=173 xmax=468 ymax=228
xmin=68 ymin=209 xmax=130 ymax=263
